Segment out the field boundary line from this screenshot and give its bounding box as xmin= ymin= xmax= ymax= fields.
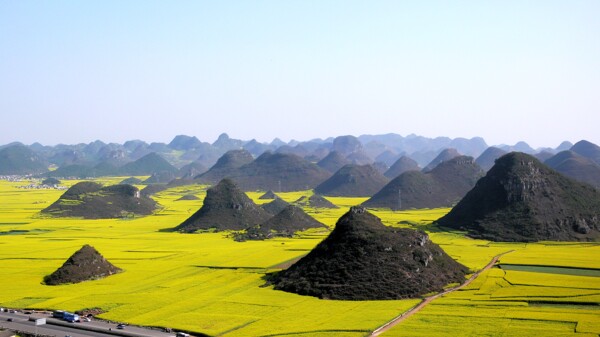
xmin=369 ymin=250 xmax=515 ymax=336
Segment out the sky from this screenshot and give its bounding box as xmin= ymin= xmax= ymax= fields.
xmin=1 ymin=1 xmax=599 ymax=148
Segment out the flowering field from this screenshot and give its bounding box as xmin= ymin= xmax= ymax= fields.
xmin=0 ymin=179 xmax=598 ymax=336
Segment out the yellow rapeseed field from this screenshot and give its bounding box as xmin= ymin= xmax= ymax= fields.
xmin=0 ymin=179 xmax=598 ymax=336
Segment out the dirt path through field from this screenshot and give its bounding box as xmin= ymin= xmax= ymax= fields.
xmin=369 ymin=250 xmax=514 ymax=337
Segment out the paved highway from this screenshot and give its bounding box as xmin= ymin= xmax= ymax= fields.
xmin=0 ymin=311 xmax=179 ymax=337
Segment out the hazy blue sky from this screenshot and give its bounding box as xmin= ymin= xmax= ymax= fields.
xmin=1 ymin=1 xmax=598 ymax=148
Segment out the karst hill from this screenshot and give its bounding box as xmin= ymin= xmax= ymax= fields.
xmin=174 ymin=178 xmax=271 ymax=232
xmin=270 ymin=206 xmax=468 ymax=300
xmin=363 ymin=156 xmax=484 ymax=210
xmin=44 ymin=244 xmax=122 ymax=285
xmin=437 ymin=152 xmax=600 ymax=242
xmin=42 ymin=182 xmax=157 ymax=219
xmin=314 ymin=164 xmax=389 ymax=197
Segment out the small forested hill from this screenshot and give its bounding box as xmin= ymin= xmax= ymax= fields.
xmin=174 ymin=179 xmax=271 ymax=232
xmin=241 ymin=205 xmax=328 ymax=240
xmin=229 ymin=152 xmax=331 ymax=192
xmin=437 ymin=152 xmax=600 ymax=242
xmin=0 ymin=144 xmax=48 ymax=175
xmin=143 ymin=171 xmax=177 ymax=184
xmin=317 ymin=151 xmax=351 ymax=173
xmin=270 ymin=206 xmax=468 ymax=300
xmin=42 ymin=182 xmax=157 ymax=219
xmin=259 ymin=190 xmax=278 ymax=200
xmin=545 ymin=151 xmax=600 ymax=188
xmin=261 ymin=197 xmax=290 ymax=215
xmin=195 ymin=149 xmax=255 ymax=184
xmin=314 ymin=164 xmax=388 ymax=197
xmin=570 ymin=140 xmax=600 ymax=165
xmin=119 ymin=177 xmax=143 ymax=185
xmin=423 ymin=148 xmax=461 ymax=172
xmin=44 ymin=245 xmax=121 ymax=285
xmin=476 ymin=147 xmax=508 ymax=171
xmin=363 ymin=156 xmax=484 ymax=210
xmin=384 ymin=155 xmax=420 ymax=179
xmin=119 ymin=152 xmax=178 ymax=176
xmin=178 ymin=161 xmax=207 ymax=179
xmin=294 ymin=194 xmax=339 ymax=209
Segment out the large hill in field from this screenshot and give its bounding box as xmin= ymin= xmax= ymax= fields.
xmin=270 ymin=206 xmax=468 ymax=300
xmin=363 ymin=156 xmax=484 ymax=210
xmin=314 ymin=164 xmax=388 ymax=197
xmin=437 ymin=152 xmax=600 ymax=242
xmin=0 ymin=144 xmax=48 ymax=175
xmin=195 ymin=149 xmax=255 ymax=184
xmin=42 ymin=182 xmax=157 ymax=218
xmin=174 ymin=179 xmax=271 ymax=232
xmin=44 ymin=245 xmax=121 ymax=285
xmin=384 ymin=155 xmax=420 ymax=179
xmin=545 ymin=151 xmax=600 ymax=188
xmin=119 ymin=152 xmax=178 ymax=176
xmin=228 ymin=152 xmax=331 ymax=192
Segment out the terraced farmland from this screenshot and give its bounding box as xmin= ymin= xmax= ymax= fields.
xmin=0 ymin=179 xmax=598 ymax=336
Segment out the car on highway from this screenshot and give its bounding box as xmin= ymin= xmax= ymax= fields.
xmin=117 ymin=323 xmax=126 ymax=329
xmin=6 ymin=318 xmax=13 ymax=322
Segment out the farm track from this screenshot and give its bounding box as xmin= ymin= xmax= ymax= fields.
xmin=369 ymin=250 xmax=515 ymax=336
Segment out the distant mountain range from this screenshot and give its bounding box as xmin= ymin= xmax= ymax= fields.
xmin=0 ymin=133 xmax=579 ymax=176
xmin=2 ymin=133 xmax=599 ymax=192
